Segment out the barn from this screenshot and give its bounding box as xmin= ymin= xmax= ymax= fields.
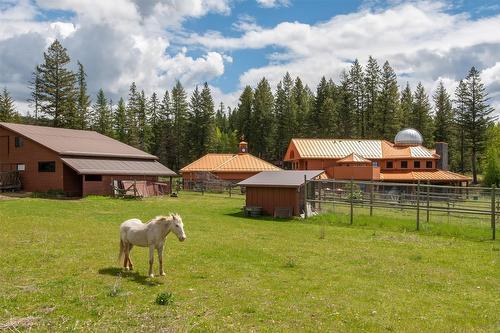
xmin=284 ymin=128 xmax=471 ymax=185
xmin=180 ymin=140 xmax=281 ymax=188
xmin=238 ymin=170 xmax=326 ymax=217
xmin=0 ymin=122 xmax=176 ymax=196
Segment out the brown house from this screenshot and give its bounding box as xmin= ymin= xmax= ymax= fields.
xmin=284 ymin=128 xmax=470 ymax=185
xmin=180 ymin=141 xmax=281 ymax=186
xmin=0 ymin=122 xmax=176 ymax=196
xmin=238 ymin=170 xmax=326 ymax=216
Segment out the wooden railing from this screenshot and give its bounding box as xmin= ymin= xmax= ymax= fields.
xmin=0 ymin=171 xmax=21 ymax=191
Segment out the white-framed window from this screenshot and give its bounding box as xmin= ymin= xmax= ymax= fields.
xmin=16 ymin=163 xmax=25 ymax=171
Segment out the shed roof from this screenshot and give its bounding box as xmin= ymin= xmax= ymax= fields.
xmin=380 ymin=170 xmax=471 ymax=182
xmin=61 ymin=157 xmax=176 ymax=176
xmin=238 ymin=170 xmax=325 ymax=187
xmin=181 ymin=153 xmax=280 ymax=173
xmin=0 ymin=122 xmax=157 ymax=160
xmin=286 ymin=138 xmax=436 ymax=160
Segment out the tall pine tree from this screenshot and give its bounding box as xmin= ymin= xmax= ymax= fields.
xmin=349 ymin=59 xmax=365 ymax=137
xmin=171 ymin=81 xmax=189 ymax=171
xmin=400 ymin=83 xmax=413 ymax=128
xmin=374 ymin=61 xmax=400 ymax=140
xmin=114 ymin=97 xmax=127 ymax=142
xmin=0 ymin=88 xmax=18 ymax=122
xmin=411 ymin=82 xmax=434 ymax=145
xmin=251 ymin=77 xmax=274 ymax=159
xmin=364 ymin=56 xmax=381 ymax=138
xmin=76 ymin=61 xmax=91 ymax=129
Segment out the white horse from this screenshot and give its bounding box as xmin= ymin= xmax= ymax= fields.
xmin=119 ymin=214 xmax=186 ymax=278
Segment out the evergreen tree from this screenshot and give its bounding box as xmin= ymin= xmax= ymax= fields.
xmin=433 ymin=81 xmax=454 ymax=143
xmin=170 ymin=81 xmax=189 ymax=171
xmin=374 ymin=61 xmax=400 ymax=140
xmin=136 ymin=90 xmax=151 ymax=152
xmin=148 ymin=92 xmax=161 ymax=156
xmin=76 ymin=61 xmax=91 ymax=129
xmin=0 ymin=88 xmax=17 ymax=122
xmin=215 ymin=102 xmax=228 ymax=133
xmin=400 ymin=83 xmax=413 ymax=128
xmin=251 ymin=77 xmax=274 ymax=159
xmin=310 ymin=76 xmax=336 ymax=137
xmin=453 ymin=80 xmax=469 ymax=172
xmin=35 ymin=40 xmax=77 ymax=127
xmin=187 ymin=85 xmax=202 ymax=160
xmin=236 ymin=86 xmax=253 ymax=140
xmin=158 ymin=90 xmax=174 ymax=166
xmin=411 ymin=82 xmax=434 ymax=145
xmin=199 ymin=83 xmax=215 ymax=154
xmin=27 ymin=66 xmax=42 ymax=122
xmin=274 ymin=73 xmax=298 ymax=160
xmin=336 ymin=71 xmax=355 ymax=138
xmin=126 ymin=82 xmax=139 ymax=147
xmin=93 ymin=89 xmax=113 ymax=136
xmin=114 ymin=97 xmax=127 ymax=142
xmin=349 ymin=59 xmax=365 ymax=137
xmin=463 ymin=66 xmax=495 ymax=184
xmin=483 ymin=124 xmax=500 ymax=186
xmin=292 ymin=77 xmax=312 ymax=138
xmin=364 ymin=56 xmax=381 ymax=138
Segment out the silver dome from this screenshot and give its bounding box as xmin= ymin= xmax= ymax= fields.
xmin=394 ymin=128 xmax=423 ymax=146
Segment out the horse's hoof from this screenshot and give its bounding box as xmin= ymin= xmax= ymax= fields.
xmin=149 ymin=274 xmax=154 ymax=278
xmin=124 ymin=267 xmax=130 ymax=271
xmin=160 ymin=272 xmax=166 ymax=276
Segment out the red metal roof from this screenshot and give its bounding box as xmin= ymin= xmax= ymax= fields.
xmin=238 ymin=170 xmax=325 ymax=187
xmin=181 ymin=153 xmax=281 ymax=173
xmin=380 ymin=170 xmax=471 ymax=182
xmin=336 ymin=153 xmax=372 ymax=164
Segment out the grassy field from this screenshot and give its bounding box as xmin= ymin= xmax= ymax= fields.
xmin=0 ymin=192 xmax=499 ymax=332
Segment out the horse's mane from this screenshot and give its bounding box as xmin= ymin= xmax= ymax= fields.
xmin=149 ymin=213 xmax=180 ymax=224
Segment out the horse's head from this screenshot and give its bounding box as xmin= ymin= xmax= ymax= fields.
xmin=169 ymin=213 xmax=186 ymax=242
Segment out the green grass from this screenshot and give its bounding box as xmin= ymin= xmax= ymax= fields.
xmin=0 ymin=192 xmax=499 ymax=332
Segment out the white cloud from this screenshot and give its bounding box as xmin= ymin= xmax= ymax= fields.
xmin=256 ymin=0 xmax=290 ymax=8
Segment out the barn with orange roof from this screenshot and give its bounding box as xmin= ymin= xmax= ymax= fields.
xmin=180 ymin=141 xmax=281 ymax=187
xmin=284 ymin=128 xmax=471 ymax=185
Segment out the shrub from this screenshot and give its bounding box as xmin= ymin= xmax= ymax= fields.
xmin=155 ymin=292 xmax=174 ymax=306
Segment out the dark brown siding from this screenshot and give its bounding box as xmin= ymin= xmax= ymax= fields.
xmin=0 ymin=127 xmax=63 ymax=192
xmin=245 ymin=187 xmax=300 ymax=216
xmin=63 ymin=164 xmax=82 ymax=196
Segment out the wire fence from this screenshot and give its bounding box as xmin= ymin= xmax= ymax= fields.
xmin=305 ymin=179 xmax=497 ymax=240
xmin=182 ymin=179 xmax=246 ymax=197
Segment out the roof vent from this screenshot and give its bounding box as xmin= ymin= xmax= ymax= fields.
xmin=394 ymin=128 xmax=423 ymax=146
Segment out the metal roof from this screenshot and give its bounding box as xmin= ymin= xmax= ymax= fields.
xmin=238 ymin=170 xmax=325 ymax=187
xmin=61 ymin=157 xmax=176 ymax=176
xmin=394 ymin=128 xmax=424 ymax=145
xmin=181 ymin=153 xmax=281 ymax=173
xmin=336 ymin=153 xmax=372 ymax=164
xmin=288 ymin=138 xmax=435 ymax=160
xmin=380 ymin=170 xmax=471 ymax=182
xmin=0 ymin=122 xmax=157 ymax=160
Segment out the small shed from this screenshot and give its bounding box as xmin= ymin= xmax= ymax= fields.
xmin=238 ymin=170 xmax=325 ymax=217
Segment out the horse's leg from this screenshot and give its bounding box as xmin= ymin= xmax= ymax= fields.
xmin=148 ymin=245 xmax=155 ymax=278
xmin=157 ymin=245 xmax=165 ymax=276
xmin=123 ymin=242 xmax=130 ymax=270
xmin=127 ymin=245 xmax=134 ymax=271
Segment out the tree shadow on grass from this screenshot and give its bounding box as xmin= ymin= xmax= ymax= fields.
xmin=98 ymin=267 xmax=163 ymax=287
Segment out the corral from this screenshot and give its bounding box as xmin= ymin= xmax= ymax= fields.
xmin=0 ymin=193 xmax=498 ymax=331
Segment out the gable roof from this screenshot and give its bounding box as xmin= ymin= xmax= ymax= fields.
xmin=336 ymin=152 xmax=372 ymax=164
xmin=286 ymin=138 xmax=436 ymax=160
xmin=180 ymin=153 xmax=281 ymax=173
xmin=238 ymin=170 xmax=325 ymax=187
xmin=0 ymin=122 xmax=157 ymax=160
xmin=61 ymin=157 xmax=176 ymax=176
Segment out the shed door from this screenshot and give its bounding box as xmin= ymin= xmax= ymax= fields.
xmin=0 ymin=136 xmax=8 ymax=163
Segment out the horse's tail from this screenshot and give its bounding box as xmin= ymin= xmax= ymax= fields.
xmin=118 ymin=238 xmax=125 ymax=264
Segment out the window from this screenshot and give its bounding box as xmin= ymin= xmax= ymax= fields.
xmin=426 ymin=161 xmax=433 ymax=169
xmin=85 ymin=175 xmax=102 ymax=182
xmin=414 ymin=160 xmax=421 ymax=169
xmin=16 ymin=164 xmax=25 ymax=171
xmin=15 ymin=137 xmax=22 ymax=148
xmin=401 ymin=161 xmax=408 ymax=169
xmin=38 ymin=161 xmax=55 ymax=172
xmin=386 ymin=161 xmax=393 ymax=169
xmin=373 ymin=161 xmax=379 ymax=167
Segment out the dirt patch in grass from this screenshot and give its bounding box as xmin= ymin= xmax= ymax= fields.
xmin=0 ymin=316 xmax=39 ymax=331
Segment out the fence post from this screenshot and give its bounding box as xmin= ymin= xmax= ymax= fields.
xmin=426 ymin=180 xmax=430 ymax=223
xmin=491 ymin=185 xmax=496 ymax=240
xmin=332 ymin=180 xmax=335 ymax=214
xmin=303 ymin=175 xmax=308 ymax=219
xmin=350 ymin=179 xmax=354 ymax=225
xmin=416 ymin=180 xmax=420 ymax=231
xmin=369 ymin=181 xmax=374 ymax=217
xmin=318 ymin=181 xmax=322 ymax=212
xmin=229 ymin=185 xmax=232 ymax=198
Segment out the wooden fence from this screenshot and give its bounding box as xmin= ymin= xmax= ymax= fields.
xmin=304 ymin=179 xmax=497 ymax=240
xmin=0 ymin=171 xmax=21 ymax=191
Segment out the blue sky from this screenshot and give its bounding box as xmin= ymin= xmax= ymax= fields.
xmin=1 ymin=0 xmax=500 ymax=113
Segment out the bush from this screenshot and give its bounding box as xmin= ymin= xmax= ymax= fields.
xmin=155 ymin=292 xmax=174 ymax=306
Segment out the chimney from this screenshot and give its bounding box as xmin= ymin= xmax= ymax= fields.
xmin=239 ymin=140 xmax=248 ymax=154
xmin=436 ymin=142 xmax=448 ymax=171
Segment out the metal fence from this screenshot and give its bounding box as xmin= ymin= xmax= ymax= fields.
xmin=304 ymin=179 xmax=497 ymax=240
